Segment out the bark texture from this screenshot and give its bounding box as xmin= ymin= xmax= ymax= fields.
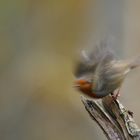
xmin=81 ymin=96 xmax=140 ymax=140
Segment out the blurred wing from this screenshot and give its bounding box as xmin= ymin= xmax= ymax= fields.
xmin=74 ymin=50 xmax=97 ymax=78
xmin=75 ymin=40 xmax=116 ymax=78
xmin=93 ymin=60 xmax=130 ymax=93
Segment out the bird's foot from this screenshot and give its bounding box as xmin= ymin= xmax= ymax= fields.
xmin=111 ymin=89 xmax=121 ymax=101
xmin=111 ymin=93 xmax=120 ymax=101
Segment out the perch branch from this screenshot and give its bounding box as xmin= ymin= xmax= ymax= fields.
xmin=81 ymin=95 xmax=140 ymax=140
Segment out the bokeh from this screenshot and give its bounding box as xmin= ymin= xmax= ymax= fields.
xmin=0 ymin=0 xmax=140 ymax=140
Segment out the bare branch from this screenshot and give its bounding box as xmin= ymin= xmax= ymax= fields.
xmin=81 ymin=95 xmax=140 ymax=140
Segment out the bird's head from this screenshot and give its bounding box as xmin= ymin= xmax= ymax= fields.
xmin=74 ymin=79 xmax=92 ymax=93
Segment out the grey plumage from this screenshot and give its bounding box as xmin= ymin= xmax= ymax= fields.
xmin=75 ymin=40 xmax=140 ymax=98
xmin=75 ymin=41 xmax=115 ymax=78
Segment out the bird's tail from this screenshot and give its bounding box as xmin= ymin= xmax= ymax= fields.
xmin=129 ymin=56 xmax=140 ymax=69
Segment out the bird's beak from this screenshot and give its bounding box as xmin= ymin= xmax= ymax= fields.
xmin=73 ymin=84 xmax=80 ymax=88
xmin=73 ymin=81 xmax=80 ymax=88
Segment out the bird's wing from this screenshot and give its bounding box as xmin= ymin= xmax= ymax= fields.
xmin=74 ymin=40 xmax=116 ymax=78
xmin=74 ymin=50 xmax=97 ymax=78
xmin=92 ymin=60 xmax=130 ymax=93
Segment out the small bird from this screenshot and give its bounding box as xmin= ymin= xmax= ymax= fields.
xmin=74 ymin=41 xmax=140 ymax=99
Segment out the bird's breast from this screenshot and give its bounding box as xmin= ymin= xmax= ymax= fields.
xmin=80 ymin=88 xmax=102 ymax=99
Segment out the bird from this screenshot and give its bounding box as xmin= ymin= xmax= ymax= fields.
xmin=74 ymin=40 xmax=140 ymax=99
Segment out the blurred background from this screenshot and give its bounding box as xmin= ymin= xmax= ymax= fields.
xmin=0 ymin=0 xmax=140 ymax=140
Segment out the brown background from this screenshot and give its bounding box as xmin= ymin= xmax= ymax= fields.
xmin=0 ymin=0 xmax=140 ymax=140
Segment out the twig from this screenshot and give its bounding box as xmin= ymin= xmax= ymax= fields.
xmin=81 ymin=95 xmax=140 ymax=140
